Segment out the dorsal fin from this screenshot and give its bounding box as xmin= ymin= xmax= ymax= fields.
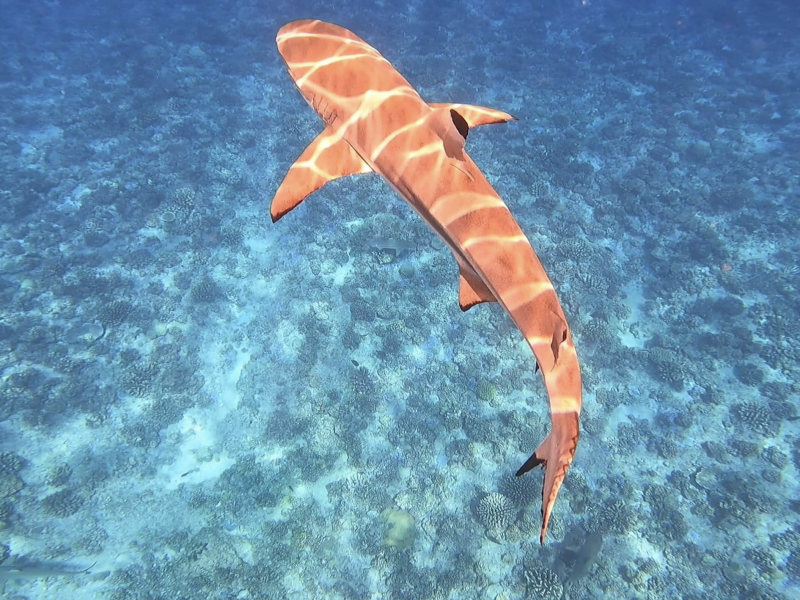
xmin=426 ymin=108 xmax=469 ymax=160
xmin=271 ymin=128 xmax=372 ymax=222
xmin=450 ymin=109 xmax=469 ymax=140
xmin=428 ymin=103 xmax=517 ymax=127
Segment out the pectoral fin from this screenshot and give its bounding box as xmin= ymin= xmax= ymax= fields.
xmin=458 ymin=272 xmax=497 ymax=311
xmin=271 ymin=129 xmax=372 ymax=222
xmin=455 ymin=257 xmax=496 ymax=311
xmin=428 ymin=103 xmax=517 ymax=127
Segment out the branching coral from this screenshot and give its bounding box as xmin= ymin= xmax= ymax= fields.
xmin=98 ymin=300 xmax=133 ymax=327
xmin=41 ymin=489 xmax=83 ymax=518
xmin=731 ymin=402 xmax=778 ymax=436
xmin=476 ymin=492 xmax=514 ymax=532
xmin=523 ymin=564 xmax=563 ymax=600
xmin=0 ymin=452 xmax=22 ymax=475
xmin=499 ymin=474 xmax=538 ymax=507
xmin=558 ymin=238 xmax=594 ymax=263
xmin=190 ymin=278 xmax=225 ymax=303
xmin=647 ymin=347 xmax=687 ymax=388
xmin=597 ymin=498 xmax=637 ymax=535
xmin=121 ymin=362 xmax=159 ymax=398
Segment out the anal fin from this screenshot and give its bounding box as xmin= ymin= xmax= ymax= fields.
xmin=271 ymin=128 xmax=372 ymax=222
xmin=428 ymin=103 xmax=517 ymax=127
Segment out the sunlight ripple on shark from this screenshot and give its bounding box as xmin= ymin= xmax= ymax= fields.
xmin=271 ymin=19 xmax=582 ymax=544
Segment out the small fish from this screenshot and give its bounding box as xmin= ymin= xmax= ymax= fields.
xmin=366 ymin=237 xmax=417 ymax=257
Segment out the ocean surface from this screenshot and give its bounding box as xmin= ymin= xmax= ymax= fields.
xmin=1 ymin=0 xmax=799 ymax=598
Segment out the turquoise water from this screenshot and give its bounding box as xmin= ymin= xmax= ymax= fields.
xmin=0 ymin=0 xmax=798 ymax=598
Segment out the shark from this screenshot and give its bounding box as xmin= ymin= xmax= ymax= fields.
xmin=562 ymin=531 xmax=604 ymax=588
xmin=271 ymin=19 xmax=582 ymax=544
xmin=0 ymin=559 xmax=96 ymax=593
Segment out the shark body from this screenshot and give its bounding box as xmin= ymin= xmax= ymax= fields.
xmin=271 ymin=19 xmax=582 ymax=543
xmin=563 ymin=531 xmax=604 ymax=585
xmin=0 ymin=560 xmax=96 ymax=594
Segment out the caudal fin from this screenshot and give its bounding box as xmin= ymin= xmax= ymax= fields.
xmin=515 ymin=411 xmax=579 ymax=544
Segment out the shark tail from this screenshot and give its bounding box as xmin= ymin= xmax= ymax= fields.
xmin=515 ymin=411 xmax=580 ymax=544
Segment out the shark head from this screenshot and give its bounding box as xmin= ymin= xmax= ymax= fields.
xmin=276 ymin=20 xmax=411 ymax=129
xmin=276 ymin=20 xmax=350 ymax=125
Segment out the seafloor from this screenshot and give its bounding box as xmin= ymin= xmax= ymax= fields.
xmin=1 ymin=0 xmax=799 ymax=598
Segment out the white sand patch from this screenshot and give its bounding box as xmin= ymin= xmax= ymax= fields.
xmin=158 ymin=346 xmax=251 ymax=489
xmin=619 ymin=280 xmax=648 ymax=348
xmin=275 ymin=319 xmax=303 ymax=357
xmin=287 ymin=453 xmax=350 ymax=512
xmin=330 ymin=256 xmax=354 ymax=286
xmin=245 ymin=234 xmax=276 ymax=255
xmin=157 ymin=410 xmax=236 ymax=490
xmin=607 ymin=396 xmax=655 ymax=429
